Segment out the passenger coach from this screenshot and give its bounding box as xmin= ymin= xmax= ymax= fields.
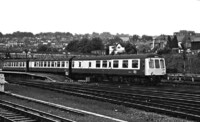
xmin=2 ymin=54 xmax=166 ymax=84
xmin=70 ymin=54 xmax=166 ymax=84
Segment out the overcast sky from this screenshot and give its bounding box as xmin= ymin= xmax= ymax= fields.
xmin=0 ymin=0 xmax=200 ymax=36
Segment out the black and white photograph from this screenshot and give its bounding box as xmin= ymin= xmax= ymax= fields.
xmin=0 ymin=0 xmax=200 ymax=121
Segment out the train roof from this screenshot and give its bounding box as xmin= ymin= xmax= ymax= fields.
xmin=3 ymin=58 xmax=67 ymax=62
xmin=3 ymin=59 xmax=27 ymax=62
xmin=73 ymin=53 xmax=162 ymax=60
xmin=3 ymin=54 xmax=162 ymax=62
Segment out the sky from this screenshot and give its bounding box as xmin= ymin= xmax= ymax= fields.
xmin=0 ymin=0 xmax=200 ymax=36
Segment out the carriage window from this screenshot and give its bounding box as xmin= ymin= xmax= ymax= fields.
xmin=44 ymin=62 xmax=47 ymax=67
xmin=123 ymin=60 xmax=128 ymax=68
xmin=149 ymin=59 xmax=154 ymax=68
xmin=47 ymin=62 xmax=50 ymax=67
xmin=57 ymin=61 xmax=60 ymax=67
xmin=37 ymin=62 xmax=39 ymax=67
xmin=51 ymin=61 xmax=54 ymax=67
xmin=79 ymin=62 xmax=81 ymax=67
xmin=113 ymin=60 xmax=119 ymax=68
xmin=160 ymin=59 xmax=165 ymax=68
xmin=62 ymin=61 xmax=65 ymax=67
xmin=89 ymin=62 xmax=92 ymax=67
xmin=102 ymin=60 xmax=107 ymax=68
xmin=96 ymin=60 xmax=100 ymax=68
xmin=132 ymin=60 xmax=138 ymax=68
xmin=155 ymin=59 xmax=160 ymax=68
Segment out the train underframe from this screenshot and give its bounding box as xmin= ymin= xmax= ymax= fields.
xmin=71 ymin=73 xmax=162 ymax=85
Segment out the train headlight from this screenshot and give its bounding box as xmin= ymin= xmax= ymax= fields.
xmin=133 ymin=70 xmax=137 ymax=74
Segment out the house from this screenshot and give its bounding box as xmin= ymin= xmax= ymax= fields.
xmin=175 ymin=30 xmax=195 ymax=53
xmin=150 ymin=35 xmax=168 ymax=50
xmin=109 ymin=43 xmax=125 ymax=54
xmin=191 ymin=36 xmax=200 ymax=53
xmin=119 ymin=36 xmax=130 ymax=42
xmin=0 ymin=43 xmax=6 ymax=50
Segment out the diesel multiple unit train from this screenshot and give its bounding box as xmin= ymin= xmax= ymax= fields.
xmin=2 ymin=54 xmax=166 ymax=84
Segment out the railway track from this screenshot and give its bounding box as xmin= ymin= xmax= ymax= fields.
xmin=7 ymin=80 xmax=200 ymax=121
xmin=0 ymin=100 xmax=75 ymax=122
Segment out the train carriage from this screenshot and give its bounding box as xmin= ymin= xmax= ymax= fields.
xmin=29 ymin=59 xmax=69 ymax=74
xmin=2 ymin=59 xmax=27 ymax=72
xmin=70 ymin=54 xmax=166 ymax=84
xmin=2 ymin=53 xmax=166 ymax=84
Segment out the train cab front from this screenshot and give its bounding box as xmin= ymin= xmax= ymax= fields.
xmin=145 ymin=57 xmax=166 ymax=83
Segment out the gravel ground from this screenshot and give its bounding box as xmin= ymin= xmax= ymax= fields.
xmin=1 ymin=84 xmax=193 ymax=122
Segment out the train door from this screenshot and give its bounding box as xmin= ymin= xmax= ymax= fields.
xmin=26 ymin=60 xmax=29 ymax=72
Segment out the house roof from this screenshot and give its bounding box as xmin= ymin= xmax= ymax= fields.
xmin=191 ymin=36 xmax=200 ymax=42
xmin=119 ymin=37 xmax=130 ymax=42
xmin=176 ymin=35 xmax=185 ymax=42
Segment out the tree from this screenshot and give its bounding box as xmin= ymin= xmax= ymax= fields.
xmin=171 ymin=35 xmax=179 ymax=48
xmin=0 ymin=32 xmax=3 ymax=38
xmin=66 ymin=40 xmax=79 ymax=52
xmin=12 ymin=31 xmax=34 ymax=38
xmin=37 ymin=45 xmax=49 ymax=53
xmin=78 ymin=38 xmax=91 ymax=53
xmin=157 ymin=47 xmax=171 ymax=55
xmin=137 ymin=43 xmax=151 ymax=53
xmin=141 ymin=35 xmax=153 ymax=41
xmin=107 ymin=36 xmax=123 ymax=45
xmin=166 ymin=36 xmax=172 ymax=48
xmin=132 ymin=34 xmax=139 ymax=41
xmin=90 ymin=37 xmax=104 ymax=51
xmin=124 ymin=42 xmax=137 ymax=54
